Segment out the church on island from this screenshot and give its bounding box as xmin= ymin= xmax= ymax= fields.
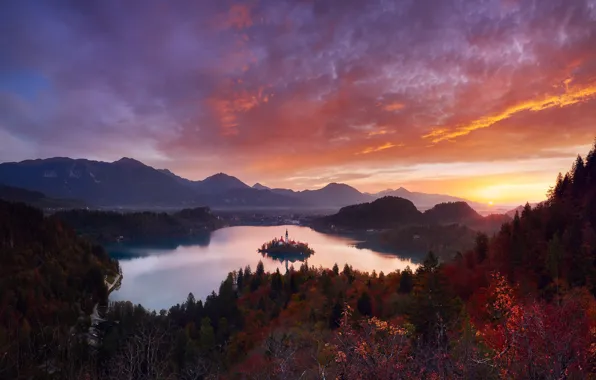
xmin=258 ymin=229 xmax=315 ymax=256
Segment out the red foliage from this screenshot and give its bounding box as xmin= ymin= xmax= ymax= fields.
xmin=477 ymin=274 xmax=596 ymax=378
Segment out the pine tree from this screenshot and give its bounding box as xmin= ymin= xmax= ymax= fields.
xmin=199 ymin=317 xmax=215 ymax=352
xmin=411 ymin=252 xmax=461 ymax=343
xmin=550 ymin=172 xmax=564 ymax=200
xmin=546 ymin=234 xmax=562 ymax=281
xmin=342 ymin=263 xmax=351 ymax=276
xmin=271 ymin=268 xmax=283 ymax=294
xmin=237 ymin=268 xmax=244 ymax=291
xmin=399 ymin=266 xmax=414 ymax=294
xmin=571 ymin=155 xmax=587 ymax=196
xmin=418 ymin=251 xmax=439 ymax=275
xmin=256 ymin=260 xmax=265 ymax=278
xmin=332 ymin=263 xmax=339 ymax=275
xmin=586 ymin=140 xmax=596 ymax=184
xmin=357 ymin=291 xmax=373 ymax=316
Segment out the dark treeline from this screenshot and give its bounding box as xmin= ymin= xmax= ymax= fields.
xmin=0 ymin=200 xmax=120 ymax=379
xmin=51 ymin=207 xmax=224 ymax=244
xmin=0 ymin=184 xmax=85 ymax=210
xmin=1 ymin=140 xmax=596 ymax=379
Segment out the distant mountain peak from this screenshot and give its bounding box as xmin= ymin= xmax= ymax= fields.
xmin=199 ymin=172 xmax=249 ymax=192
xmin=113 ymin=157 xmax=144 ymax=166
xmin=322 ymin=182 xmax=353 ymax=190
xmin=204 ymin=172 xmax=235 ymax=180
xmin=253 ymin=183 xmax=270 ymax=190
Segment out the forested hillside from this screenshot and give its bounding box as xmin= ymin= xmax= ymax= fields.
xmin=0 ymin=200 xmax=120 ymax=378
xmin=0 ymin=184 xmax=85 ymax=209
xmin=52 ymin=207 xmax=223 ymax=244
xmin=93 ymin=141 xmax=596 ymax=379
xmin=2 ymin=141 xmax=596 ymax=379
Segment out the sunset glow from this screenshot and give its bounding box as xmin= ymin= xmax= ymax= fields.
xmin=1 ymin=1 xmax=596 ymax=205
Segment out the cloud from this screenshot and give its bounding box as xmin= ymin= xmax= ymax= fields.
xmin=424 ymin=81 xmax=596 ymax=143
xmin=357 ymin=142 xmax=402 ymax=155
xmin=0 ymin=0 xmax=595 ymax=202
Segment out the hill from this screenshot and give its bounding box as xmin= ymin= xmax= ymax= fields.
xmin=315 ymin=196 xmax=423 ymax=230
xmin=52 ymin=207 xmax=223 ymax=244
xmin=315 ymin=197 xmax=510 ymax=233
xmin=194 ymin=172 xmax=251 ymax=193
xmin=0 ymin=184 xmax=85 ymax=209
xmin=422 ymin=201 xmax=482 ymax=224
xmin=373 ymin=187 xmax=487 ymax=211
xmin=0 ymin=200 xmax=120 ymax=378
xmin=422 ymin=201 xmax=511 ymax=233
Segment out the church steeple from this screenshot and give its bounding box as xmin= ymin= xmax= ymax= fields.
xmin=285 ymin=229 xmax=289 ymax=243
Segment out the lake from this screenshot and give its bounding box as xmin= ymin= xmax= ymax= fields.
xmin=109 ymin=225 xmax=418 ymax=310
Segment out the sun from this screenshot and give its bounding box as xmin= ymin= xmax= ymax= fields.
xmin=488 ymin=201 xmax=494 ymax=206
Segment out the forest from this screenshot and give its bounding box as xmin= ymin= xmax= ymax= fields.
xmin=51 ymin=207 xmax=224 ymax=244
xmin=1 ymin=141 xmax=596 ymax=379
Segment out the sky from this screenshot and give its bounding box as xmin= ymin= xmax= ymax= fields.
xmin=1 ymin=0 xmax=595 ymax=205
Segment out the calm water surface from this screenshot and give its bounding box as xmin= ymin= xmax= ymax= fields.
xmin=109 ymin=225 xmax=418 ymax=310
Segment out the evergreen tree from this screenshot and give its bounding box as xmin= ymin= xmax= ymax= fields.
xmin=332 ymin=263 xmax=339 ymax=275
xmin=244 ymin=265 xmax=252 ymax=279
xmin=550 ymin=172 xmax=564 ymax=200
xmin=357 ymin=291 xmax=372 ymax=316
xmin=411 ymin=251 xmax=461 ymax=343
xmin=256 ymin=260 xmax=265 ymax=278
xmin=546 ymin=234 xmax=563 ymax=280
xmin=186 ymin=292 xmax=196 ymax=317
xmin=199 ymin=317 xmax=215 ymax=352
xmin=342 ymin=263 xmax=351 ymax=276
xmin=271 ymin=268 xmax=283 ymax=294
xmin=586 ymin=140 xmax=596 ymax=184
xmin=237 ymin=268 xmax=244 ymax=291
xmin=571 ymin=155 xmax=586 ymax=194
xmin=399 ymin=266 xmax=414 ymax=294
xmin=418 ymin=251 xmax=439 ymax=275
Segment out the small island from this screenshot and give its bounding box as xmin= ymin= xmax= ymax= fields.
xmin=258 ymin=229 xmax=315 ymax=258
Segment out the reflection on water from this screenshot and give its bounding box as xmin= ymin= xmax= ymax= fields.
xmin=109 ymin=225 xmax=418 ymax=310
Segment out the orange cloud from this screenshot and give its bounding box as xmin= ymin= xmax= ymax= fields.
xmin=367 ymin=129 xmax=392 ymax=137
xmin=424 ymin=81 xmax=596 ymax=143
xmin=209 ymin=86 xmax=269 ymax=136
xmin=383 ymin=102 xmax=405 ymax=112
xmin=357 ymin=142 xmax=402 ymax=155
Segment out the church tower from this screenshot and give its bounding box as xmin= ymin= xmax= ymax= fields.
xmin=285 ymin=229 xmax=289 ymax=243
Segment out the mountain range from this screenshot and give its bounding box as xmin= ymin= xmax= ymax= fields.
xmin=0 ymin=157 xmax=492 ymax=211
